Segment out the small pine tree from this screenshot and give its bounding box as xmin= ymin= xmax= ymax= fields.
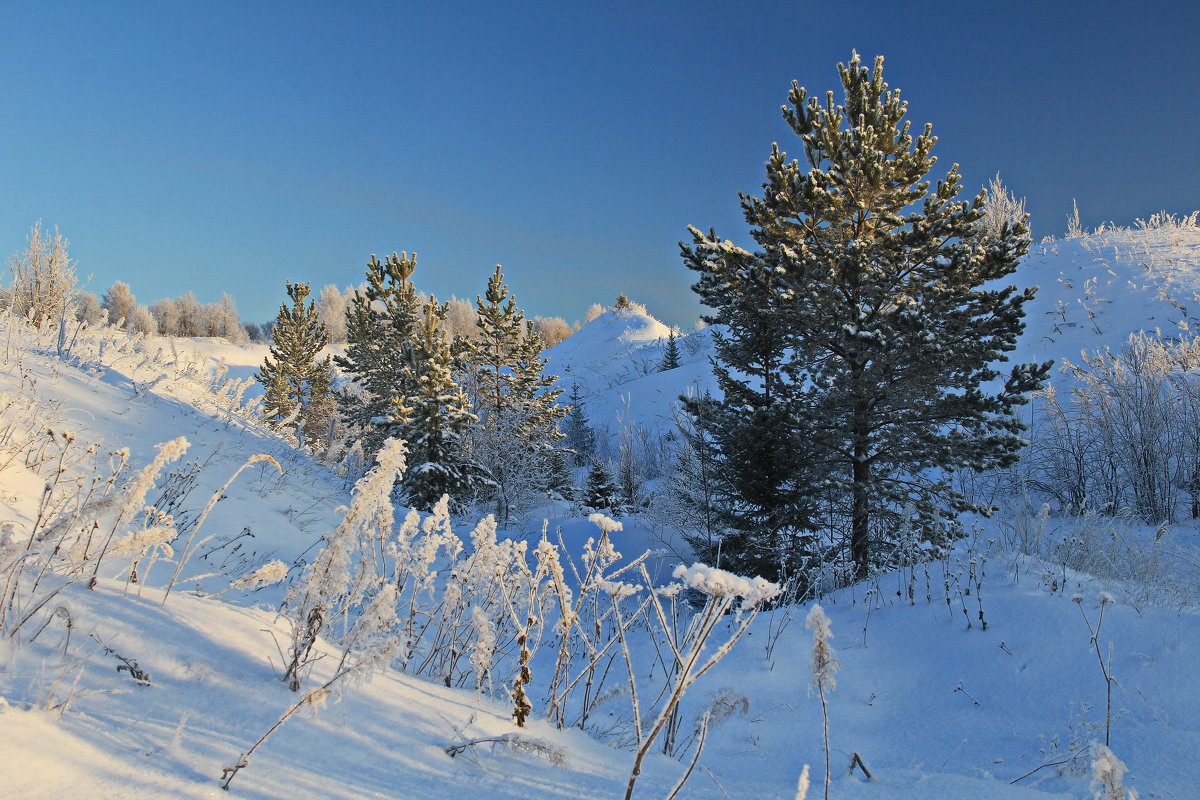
xmin=257 ymin=282 xmax=335 ymax=447
xmin=562 ymin=382 xmax=596 ymax=467
xmin=660 ymin=329 xmax=681 ymax=371
xmin=584 ymin=461 xmax=620 ymax=512
xmin=402 ymin=296 xmax=488 ymax=512
xmin=335 ymin=253 xmax=423 ymax=458
xmin=467 ymin=266 xmax=566 ymax=523
xmin=614 ymin=294 xmax=631 ymax=310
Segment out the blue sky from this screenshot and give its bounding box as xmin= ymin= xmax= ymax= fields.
xmin=2 ymin=1 xmax=1197 ymax=329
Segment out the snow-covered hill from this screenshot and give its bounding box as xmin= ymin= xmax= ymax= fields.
xmin=2 ymin=216 xmax=1199 ymax=799
xmin=551 ymin=216 xmax=1200 ymax=435
xmin=1016 ymin=217 xmax=1200 ymax=372
xmin=545 ymin=306 xmax=715 ymax=439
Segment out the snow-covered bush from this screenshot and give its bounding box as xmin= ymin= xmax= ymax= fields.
xmin=1024 ymin=332 xmax=1200 ymax=524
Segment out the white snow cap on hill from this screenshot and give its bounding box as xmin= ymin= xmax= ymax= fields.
xmin=544 ymin=304 xmax=715 ymax=435
xmin=546 ymin=305 xmax=672 ymax=374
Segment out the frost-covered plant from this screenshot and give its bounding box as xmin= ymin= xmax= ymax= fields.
xmin=1090 ymin=743 xmax=1137 ymax=800
xmin=88 ymin=436 xmax=190 ymax=586
xmin=223 ymin=578 xmax=405 ymax=792
xmin=1075 ymin=592 xmax=1121 ymax=748
xmin=622 ymin=562 xmax=780 ymax=800
xmin=806 ymin=604 xmax=839 ymax=800
xmin=977 ymin=174 xmax=1027 ymax=243
xmin=281 ymin=439 xmax=407 ymax=690
xmin=161 ymin=453 xmax=280 ymax=603
xmin=794 ymin=764 xmax=811 ymax=800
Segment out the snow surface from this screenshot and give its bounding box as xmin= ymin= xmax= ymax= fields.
xmin=3 ymin=221 xmax=1200 ymax=799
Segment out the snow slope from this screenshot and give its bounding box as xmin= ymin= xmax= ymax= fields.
xmin=545 ymin=306 xmax=715 ymax=441
xmin=3 ymin=217 xmax=1200 ymax=799
xmin=1015 ymin=218 xmax=1200 ymax=373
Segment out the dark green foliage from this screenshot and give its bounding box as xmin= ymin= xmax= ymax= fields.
xmin=403 ymin=296 xmax=489 ymax=512
xmin=562 ymin=382 xmax=596 ymax=467
xmin=584 ymin=461 xmax=620 ymax=512
xmin=660 ymin=330 xmax=681 ymax=371
xmin=683 ymin=53 xmax=1050 ymax=582
xmin=256 ymin=282 xmax=335 ymax=448
xmin=335 ymin=253 xmax=422 ymax=458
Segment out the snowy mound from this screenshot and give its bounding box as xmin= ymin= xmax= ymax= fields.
xmin=545 ymin=307 xmax=715 ymax=434
xmin=1014 ymin=218 xmax=1200 ymax=371
xmin=545 ymin=306 xmax=672 ymax=376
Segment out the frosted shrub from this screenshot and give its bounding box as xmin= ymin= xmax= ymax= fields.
xmin=1026 ymin=332 xmax=1200 ymax=524
xmin=281 ymin=439 xmax=407 ymax=690
xmin=622 ymin=562 xmax=780 ymax=800
xmin=1090 ymin=743 xmax=1137 ymax=800
xmin=977 ymin=174 xmax=1027 ymax=242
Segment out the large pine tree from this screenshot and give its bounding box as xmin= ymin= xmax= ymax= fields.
xmin=257 ymin=281 xmax=335 ymax=447
xmin=683 ymin=53 xmax=1050 ymax=581
xmin=335 ymin=253 xmax=423 ymax=458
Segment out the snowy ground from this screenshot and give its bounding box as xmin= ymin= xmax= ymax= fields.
xmin=3 ymin=219 xmax=1199 ymax=798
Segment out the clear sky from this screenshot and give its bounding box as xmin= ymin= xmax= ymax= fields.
xmin=2 ymin=1 xmax=1197 ymax=329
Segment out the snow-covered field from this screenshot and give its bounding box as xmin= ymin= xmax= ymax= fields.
xmin=2 ymin=219 xmax=1199 ymax=798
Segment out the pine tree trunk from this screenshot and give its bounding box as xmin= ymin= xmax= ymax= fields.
xmin=851 ymin=399 xmax=870 ymax=579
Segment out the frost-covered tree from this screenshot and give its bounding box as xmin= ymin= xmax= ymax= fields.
xmin=150 ymin=297 xmax=180 ymax=336
xmin=257 ymin=281 xmax=335 ymax=447
xmin=129 ymin=305 xmax=158 ymax=336
xmin=335 ymin=252 xmax=423 ymax=458
xmin=532 ymin=315 xmax=572 ymax=348
xmin=315 ymin=283 xmax=348 ymax=344
xmin=175 ymin=291 xmax=203 ymax=336
xmin=403 ymin=295 xmax=488 ymax=512
xmin=467 ymin=266 xmax=566 ymax=523
xmin=74 ymin=290 xmax=103 ymax=326
xmin=684 ymin=53 xmax=1049 ymax=580
xmin=7 ymin=221 xmax=76 ymax=327
xmin=102 ymin=281 xmax=138 ymax=330
xmin=441 ymin=295 xmax=478 ymax=340
xmin=204 ymin=292 xmax=247 ymax=342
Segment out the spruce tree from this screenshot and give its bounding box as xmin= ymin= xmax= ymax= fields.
xmin=562 ymin=382 xmax=596 ymax=467
xmin=584 ymin=461 xmax=619 ymax=512
xmin=664 ymin=398 xmax=726 ymax=569
xmin=683 ymin=53 xmax=1050 ymax=580
xmin=660 ymin=329 xmax=681 ymax=371
xmin=681 ymin=227 xmax=818 ymax=582
xmin=402 ymin=296 xmax=488 ymax=512
xmin=256 ymin=281 xmax=335 ymax=447
xmin=335 ymin=253 xmax=422 ymax=458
